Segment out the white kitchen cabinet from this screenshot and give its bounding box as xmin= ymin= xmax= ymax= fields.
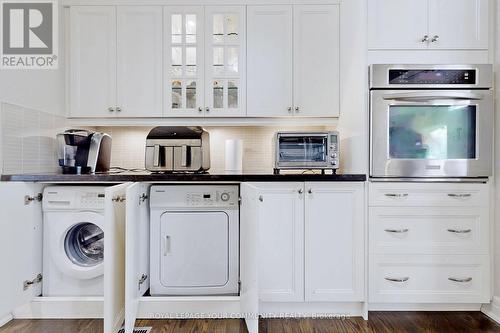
xmin=70 ymin=6 xmax=116 ymax=118
xmin=247 ymin=5 xmax=340 ymax=118
xmin=255 ymin=183 xmax=304 ymax=302
xmin=368 ymin=182 xmax=491 ymax=305
xmin=428 ymin=0 xmax=489 ymax=49
xmin=368 ymin=0 xmax=489 ymax=50
xmin=70 ymin=6 xmax=163 ymax=118
xmin=246 ymin=182 xmax=365 ymax=304
xmin=164 ymin=6 xmax=246 ymax=117
xmin=293 ymin=5 xmax=339 ymax=117
xmin=247 ymin=6 xmax=293 ymax=117
xmin=204 ymin=6 xmax=246 ymax=117
xmin=117 ymin=7 xmax=163 ymax=117
xmin=304 ymin=182 xmax=364 ymax=302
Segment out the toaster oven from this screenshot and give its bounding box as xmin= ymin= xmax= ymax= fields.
xmin=275 ymin=132 xmax=339 ymax=173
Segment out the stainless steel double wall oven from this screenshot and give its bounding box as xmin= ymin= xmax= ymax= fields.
xmin=370 ymin=64 xmax=493 ymax=180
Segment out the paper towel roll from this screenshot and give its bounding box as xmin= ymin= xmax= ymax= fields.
xmin=225 ymin=139 xmax=243 ymax=174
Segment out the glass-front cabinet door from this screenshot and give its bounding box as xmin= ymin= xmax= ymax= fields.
xmin=164 ymin=7 xmax=205 ymax=117
xmin=204 ymin=6 xmax=246 ymax=117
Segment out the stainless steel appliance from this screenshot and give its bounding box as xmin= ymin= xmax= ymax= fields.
xmin=370 ymin=64 xmax=493 ymax=179
xmin=56 ymin=129 xmax=112 ymax=174
xmin=149 ymin=185 xmax=239 ymax=296
xmin=145 ymin=126 xmax=210 ymax=173
xmin=275 ymin=131 xmax=339 ymax=174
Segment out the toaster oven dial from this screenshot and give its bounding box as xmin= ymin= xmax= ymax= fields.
xmin=221 ymin=193 xmax=230 ymax=202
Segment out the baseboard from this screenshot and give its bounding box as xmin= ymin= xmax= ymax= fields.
xmin=12 ymin=297 xmax=103 ymax=319
xmin=481 ymin=296 xmax=500 ymax=324
xmin=368 ymin=303 xmax=482 ymax=311
xmin=259 ymin=302 xmax=366 ymax=318
xmin=138 ymin=296 xmax=241 ymax=319
xmin=0 ymin=314 xmax=13 ymax=327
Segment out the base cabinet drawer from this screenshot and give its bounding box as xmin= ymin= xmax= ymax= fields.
xmin=369 ymin=183 xmax=488 ymax=207
xmin=369 ymin=255 xmax=490 ymax=303
xmin=369 ymin=207 xmax=489 ymax=255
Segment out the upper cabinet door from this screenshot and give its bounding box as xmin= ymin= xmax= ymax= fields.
xmin=304 ymin=182 xmax=365 ymax=302
xmin=367 ymin=0 xmax=428 ymax=50
xmin=428 ymin=0 xmax=489 ymax=49
xmin=204 ymin=6 xmax=246 ymax=117
xmin=293 ymin=5 xmax=340 ymax=117
xmin=117 ymin=7 xmax=163 ymax=117
xmin=70 ymin=6 xmax=116 ymax=118
xmin=164 ymin=6 xmax=205 ymax=117
xmin=247 ymin=6 xmax=293 ymax=117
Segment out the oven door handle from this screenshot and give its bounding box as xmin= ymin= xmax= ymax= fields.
xmin=382 ymin=91 xmax=484 ymax=101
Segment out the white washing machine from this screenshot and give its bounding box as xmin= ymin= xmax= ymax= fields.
xmin=42 ymin=186 xmax=106 ymax=296
xmin=150 ymin=185 xmax=239 ymax=296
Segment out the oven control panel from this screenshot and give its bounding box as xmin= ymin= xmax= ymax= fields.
xmin=388 ymin=69 xmax=476 ymax=85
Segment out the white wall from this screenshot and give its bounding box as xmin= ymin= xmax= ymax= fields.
xmin=0 ymin=3 xmax=65 ymax=116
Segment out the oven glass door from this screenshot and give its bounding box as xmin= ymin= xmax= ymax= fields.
xmin=277 ymin=135 xmax=328 ymax=167
xmin=370 ymin=90 xmax=493 ymax=178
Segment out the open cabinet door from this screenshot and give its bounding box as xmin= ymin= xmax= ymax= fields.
xmin=240 ymin=183 xmax=259 ymax=333
xmin=124 ymin=183 xmax=150 ymax=333
xmin=0 ymin=182 xmax=43 ymax=326
xmin=104 ymin=183 xmax=132 ymax=333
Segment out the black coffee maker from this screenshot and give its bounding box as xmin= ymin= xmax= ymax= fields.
xmin=57 ymin=129 xmax=112 ymax=174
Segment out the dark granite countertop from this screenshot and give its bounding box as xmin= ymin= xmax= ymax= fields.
xmin=1 ymin=171 xmax=366 ymax=183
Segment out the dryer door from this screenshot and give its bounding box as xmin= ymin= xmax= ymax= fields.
xmin=160 ymin=211 xmax=229 ymax=290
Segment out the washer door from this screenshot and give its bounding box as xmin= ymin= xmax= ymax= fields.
xmin=51 ymin=211 xmax=104 ymax=280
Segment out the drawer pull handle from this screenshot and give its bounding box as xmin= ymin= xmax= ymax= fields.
xmin=385 ymin=193 xmax=408 ymax=198
xmin=447 ymin=193 xmax=472 ymax=198
xmin=384 ymin=228 xmax=409 ymax=233
xmin=385 ymin=277 xmax=409 ymax=283
xmin=447 ymin=228 xmax=472 ymax=234
xmin=448 ymin=277 xmax=472 ymax=283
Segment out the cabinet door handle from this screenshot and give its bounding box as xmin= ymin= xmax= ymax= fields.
xmin=198 ymin=107 xmax=203 ymax=112
xmin=447 ymin=193 xmax=471 ymax=198
xmin=116 ymin=107 xmax=122 ymax=112
xmin=108 ymin=107 xmax=114 ymax=112
xmin=298 ymin=188 xmax=303 ymax=194
xmin=163 ymin=235 xmax=171 ymax=256
xmin=385 ymin=277 xmax=409 ymax=283
xmin=431 ymin=35 xmax=439 ymax=42
xmin=447 ymin=228 xmax=472 ymax=234
xmin=420 ymin=35 xmax=429 ymax=43
xmin=384 ymin=193 xmax=408 ymax=198
xmin=287 ymin=107 xmax=292 ymax=113
xmin=258 ymin=195 xmax=263 ymax=202
xmin=308 ymin=189 xmax=312 ymax=194
xmin=205 ymin=107 xmax=210 ymax=112
xmin=384 ymin=228 xmax=409 ymax=233
xmin=448 ymin=277 xmax=472 ymax=283
xmin=295 ymin=106 xmax=300 ymax=112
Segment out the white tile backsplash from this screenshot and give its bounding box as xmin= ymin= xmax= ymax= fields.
xmin=0 ymin=102 xmax=66 ymax=174
xmin=95 ymin=125 xmax=334 ymax=173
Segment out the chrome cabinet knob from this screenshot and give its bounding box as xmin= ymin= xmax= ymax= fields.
xmin=298 ymin=188 xmax=303 ymax=194
xmin=295 ymin=106 xmax=300 ymax=112
xmin=116 ymin=107 xmax=122 ymax=112
xmin=108 ymin=107 xmax=114 ymax=112
xmin=205 ymin=107 xmax=210 ymax=112
xmin=421 ymin=35 xmax=429 ymax=43
xmin=431 ymin=35 xmax=439 ymax=42
xmin=198 ymin=107 xmax=203 ymax=112
xmin=287 ymin=107 xmax=292 ymax=113
xmin=258 ymin=195 xmax=263 ymax=202
xmin=308 ymin=189 xmax=312 ymax=194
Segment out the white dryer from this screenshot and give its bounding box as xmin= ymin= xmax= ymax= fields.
xmin=42 ymin=186 xmax=106 ymax=296
xmin=150 ymin=185 xmax=239 ymax=296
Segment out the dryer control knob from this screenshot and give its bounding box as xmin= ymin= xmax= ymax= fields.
xmin=221 ymin=193 xmax=230 ymax=201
